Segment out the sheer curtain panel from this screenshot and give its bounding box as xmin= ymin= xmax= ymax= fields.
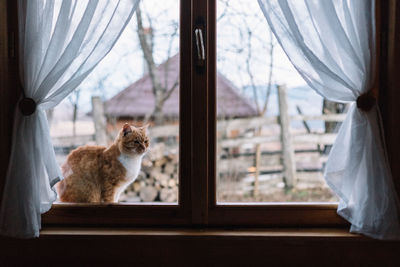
xmin=258 ymin=0 xmax=400 ymax=239
xmin=0 ymin=0 xmax=139 ymax=238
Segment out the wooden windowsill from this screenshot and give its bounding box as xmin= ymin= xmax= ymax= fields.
xmin=39 ymin=227 xmax=370 ymax=240
xmin=3 ymin=227 xmax=400 ymax=265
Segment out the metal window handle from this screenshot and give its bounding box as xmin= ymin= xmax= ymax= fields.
xmin=195 ymin=28 xmax=205 ymax=61
xmin=194 ymin=16 xmax=206 ymax=73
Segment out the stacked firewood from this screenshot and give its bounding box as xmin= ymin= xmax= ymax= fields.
xmin=119 ymin=143 xmax=179 ymax=202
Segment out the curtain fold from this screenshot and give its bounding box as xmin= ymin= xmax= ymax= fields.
xmin=0 ymin=0 xmax=139 ymax=238
xmin=258 ymin=0 xmax=400 ymax=239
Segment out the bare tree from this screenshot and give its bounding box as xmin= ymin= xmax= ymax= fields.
xmin=244 ymin=25 xmax=275 ymax=117
xmin=236 ymin=11 xmax=276 ymax=196
xmin=136 ymin=5 xmax=179 ymax=125
xmin=217 ymin=1 xmax=275 ymax=117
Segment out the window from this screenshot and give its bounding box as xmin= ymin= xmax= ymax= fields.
xmin=216 ymin=1 xmax=340 ymax=203
xmin=1 ymin=0 xmax=397 ymax=229
xmin=51 ymin=0 xmax=180 ymax=204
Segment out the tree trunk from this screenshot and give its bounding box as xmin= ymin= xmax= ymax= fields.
xmin=137 ymin=7 xmax=166 ymax=125
xmin=153 ymin=102 xmax=164 ymax=125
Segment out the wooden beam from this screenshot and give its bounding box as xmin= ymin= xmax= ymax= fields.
xmin=91 ymin=96 xmax=108 ymax=146
xmin=278 ymin=85 xmax=296 ymax=189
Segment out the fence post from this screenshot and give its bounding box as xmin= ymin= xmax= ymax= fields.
xmin=253 ymin=127 xmax=262 ymax=197
xmin=277 ymin=85 xmax=296 ymax=189
xmin=91 ymin=96 xmax=108 ymax=146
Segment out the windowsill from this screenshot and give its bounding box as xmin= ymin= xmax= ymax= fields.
xmin=39 ymin=227 xmax=369 ymax=240
xmin=3 ymin=227 xmax=399 ymax=265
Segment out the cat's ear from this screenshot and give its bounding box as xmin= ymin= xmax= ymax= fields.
xmin=140 ymin=124 xmax=149 ymax=134
xmin=122 ymin=123 xmax=132 ymax=136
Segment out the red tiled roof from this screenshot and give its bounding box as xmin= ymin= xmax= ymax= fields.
xmin=105 ymin=54 xmax=257 ymax=119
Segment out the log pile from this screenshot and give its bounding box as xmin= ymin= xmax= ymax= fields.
xmin=119 ymin=143 xmax=179 ymax=202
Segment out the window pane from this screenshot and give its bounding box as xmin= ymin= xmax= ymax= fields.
xmin=51 ymin=0 xmax=179 ymax=204
xmin=216 ymin=0 xmax=339 ymax=202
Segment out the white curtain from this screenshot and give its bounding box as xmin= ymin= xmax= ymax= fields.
xmin=0 ymin=0 xmax=139 ymax=238
xmin=258 ymin=0 xmax=400 ymax=239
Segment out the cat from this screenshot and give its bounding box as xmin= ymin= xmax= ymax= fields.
xmin=56 ymin=123 xmax=150 ymax=203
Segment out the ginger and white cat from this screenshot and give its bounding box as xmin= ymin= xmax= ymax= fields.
xmin=56 ymin=123 xmax=149 ymax=203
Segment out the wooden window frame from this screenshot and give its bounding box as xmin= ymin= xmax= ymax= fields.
xmin=206 ymin=0 xmax=393 ymax=227
xmin=0 ymin=0 xmax=398 ymax=229
xmin=206 ymin=0 xmax=343 ymax=227
xmin=0 ymin=0 xmax=194 ymax=227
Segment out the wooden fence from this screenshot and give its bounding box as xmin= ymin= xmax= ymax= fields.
xmin=52 ymin=113 xmax=345 ymax=148
xmin=216 ymin=112 xmax=344 ymax=196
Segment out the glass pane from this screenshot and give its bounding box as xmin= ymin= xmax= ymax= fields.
xmin=217 ymin=0 xmax=340 ymax=202
xmin=51 ymin=0 xmax=179 ymax=203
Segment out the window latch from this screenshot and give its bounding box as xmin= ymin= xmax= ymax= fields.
xmin=194 ymin=17 xmax=206 ymax=73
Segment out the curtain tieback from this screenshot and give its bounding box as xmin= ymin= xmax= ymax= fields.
xmin=357 ymin=91 xmax=376 ymax=112
xmin=19 ymin=98 xmax=37 ymax=116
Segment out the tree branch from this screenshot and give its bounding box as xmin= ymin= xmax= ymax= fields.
xmin=162 ymin=78 xmax=179 ymax=103
xmin=262 ymin=30 xmax=275 ymax=115
xmin=136 ymin=6 xmax=162 ymax=96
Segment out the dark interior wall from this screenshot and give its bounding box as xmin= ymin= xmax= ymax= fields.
xmin=1 ymin=232 xmax=400 ymax=266
xmin=381 ymin=0 xmax=400 ymax=194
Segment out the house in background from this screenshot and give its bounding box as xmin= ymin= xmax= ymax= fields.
xmin=104 ymin=54 xmax=258 ymax=129
xmin=49 ymin=54 xmax=258 ymax=155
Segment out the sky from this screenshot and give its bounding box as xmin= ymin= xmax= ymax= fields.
xmin=52 ymin=0 xmax=318 ymax=123
xmin=216 ymin=0 xmax=307 ymax=89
